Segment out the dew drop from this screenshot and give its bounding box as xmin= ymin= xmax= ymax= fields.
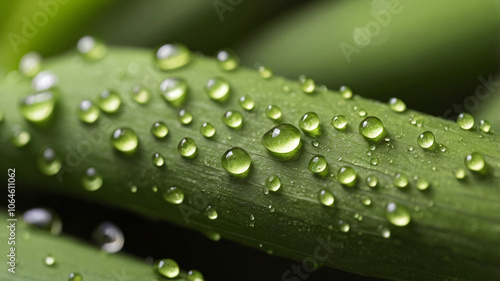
xmin=299 ymin=75 xmax=315 ymax=93
xmin=82 ymin=167 xmax=103 ymax=191
xmin=464 ymin=152 xmax=485 ymax=172
xmin=216 ymin=49 xmax=239 ymax=71
xmin=111 ymin=128 xmax=138 ymax=152
xmin=151 ymin=122 xmax=168 ymax=139
xmin=98 ymin=89 xmax=121 ymax=113
xmin=20 ymin=92 xmax=56 ymax=123
xmin=388 ymin=97 xmax=406 ymax=112
xmin=159 ymin=78 xmax=188 ymax=107
xmin=222 ymin=110 xmax=243 ymax=129
xmin=359 ymin=116 xmax=385 ymax=141
xmin=331 ymin=115 xmax=347 ymax=130
xmin=156 ymin=258 xmax=180 ymax=278
xmin=179 ymin=109 xmax=193 ymax=125
xmin=238 ymin=96 xmax=255 ymax=111
xmin=221 ymin=147 xmax=251 ymax=176
xmin=187 ymin=270 xmax=205 ymax=281
xmin=200 ymin=122 xmax=216 ymax=138
xmin=370 ymin=157 xmax=379 ymax=166
xmin=319 ymin=189 xmax=335 ymax=207
xmin=92 ymin=221 xmax=124 ymax=253
xmin=258 ymin=65 xmax=273 ymax=79
xmin=205 ymin=206 xmax=218 ymax=220
xmin=12 ymin=129 xmax=31 ymax=148
xmin=312 ymin=140 xmax=319 ymax=147
xmin=366 ymin=176 xmax=378 ymax=188
xmin=416 ymin=178 xmax=429 ymax=191
xmin=394 ymin=173 xmax=409 ymax=188
xmin=77 ymin=35 xmax=107 ymax=60
xmin=265 ymin=175 xmax=281 ymax=192
xmin=340 ymin=86 xmax=352 ymax=99
xmin=177 ymin=137 xmax=197 ymax=158
xmin=378 ymin=226 xmax=391 ymax=238
xmin=385 ymin=202 xmax=411 ymax=226
xmin=308 ymin=155 xmax=327 ymax=174
xmin=32 ymin=71 xmax=58 ymax=91
xmin=130 ymin=85 xmax=150 ymax=104
xmin=261 ymin=123 xmax=302 ymax=159
xmin=457 ymin=113 xmax=474 ymax=130
xmin=206 ymin=77 xmax=230 ymax=102
xmin=299 ymin=112 xmax=320 ymax=135
xmin=339 ymin=220 xmax=350 ymax=232
xmin=360 ymin=195 xmax=371 ymax=206
xmin=44 ymin=255 xmax=55 ymax=266
xmin=338 ymin=166 xmax=357 ymax=186
xmin=77 ymin=100 xmax=100 ymax=123
xmin=454 ymin=168 xmax=466 ymax=179
xmin=479 ymin=120 xmax=491 ymax=133
xmin=266 ymin=105 xmax=282 ymax=120
xmin=23 ymin=208 xmax=62 ymax=234
xmin=156 ymin=43 xmax=191 ymax=70
xmin=358 ymin=109 xmax=367 ymax=117
xmin=162 ymin=187 xmax=184 ymax=204
xmin=152 ymin=153 xmax=165 ymax=167
xmin=417 ymin=131 xmax=435 ymax=149
xmin=19 ymin=52 xmax=42 ymax=77
xmin=68 ymin=272 xmax=83 ymax=281
xmin=38 ymin=147 xmax=61 ymax=176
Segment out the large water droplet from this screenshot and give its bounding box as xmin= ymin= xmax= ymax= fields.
xmin=77 ymin=100 xmax=100 ymax=124
xmin=265 ymin=175 xmax=281 ymax=192
xmin=338 ymin=166 xmax=357 ymax=186
xmin=388 ymin=97 xmax=406 ymax=112
xmin=159 ymin=78 xmax=188 ymax=107
xmin=19 ymin=52 xmax=42 ymax=77
xmin=82 ymin=167 xmax=103 ymax=191
xmin=111 ymin=128 xmax=138 ymax=152
xmin=464 ymin=152 xmax=485 ymax=172
xmin=221 ymin=147 xmax=251 ymax=176
xmin=319 ymin=189 xmax=335 ymax=207
xmin=92 ymin=221 xmax=124 ymax=253
xmin=299 ymin=112 xmax=320 ymax=135
xmin=20 ymin=92 xmax=56 ymax=123
xmin=38 ymin=147 xmax=61 ymax=176
xmin=216 ymin=49 xmax=239 ymax=71
xmin=151 ymin=122 xmax=169 ymax=139
xmin=206 ymin=77 xmax=230 ymax=102
xmin=359 ymin=116 xmax=385 ymax=141
xmin=417 ymin=131 xmax=435 ymax=150
xmin=32 ymin=71 xmax=58 ymax=91
xmin=261 ymin=123 xmax=302 ymax=160
xmin=22 ymin=208 xmax=62 ymax=234
xmin=266 ymin=105 xmax=282 ymax=120
xmin=238 ymin=96 xmax=255 ymax=111
xmin=77 ymin=36 xmax=107 ymax=60
xmin=178 ymin=137 xmax=197 ymax=158
xmin=457 ymin=113 xmax=474 ymax=130
xmin=156 ymin=258 xmax=180 ymax=278
xmin=156 ymin=43 xmax=191 ymax=70
xmin=200 ymin=122 xmax=216 ymax=138
xmin=308 ymin=155 xmax=327 ymax=174
xmin=162 ymin=187 xmax=184 ymax=204
xmin=331 ymin=115 xmax=347 ymax=130
xmin=98 ymin=89 xmax=121 ymax=113
xmin=222 ymin=110 xmax=243 ymax=129
xmin=385 ymin=202 xmax=411 ymax=226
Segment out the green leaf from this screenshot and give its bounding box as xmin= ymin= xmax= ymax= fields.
xmin=1 ymin=48 xmax=499 ymax=280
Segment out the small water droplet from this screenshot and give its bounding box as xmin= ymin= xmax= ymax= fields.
xmin=340 ymin=86 xmax=352 ymax=99
xmin=238 ymin=96 xmax=255 ymax=111
xmin=205 ymin=206 xmax=218 ymax=220
xmin=338 ymin=166 xmax=357 ymax=186
xmin=299 ymin=75 xmax=315 ymax=93
xmin=92 ymin=221 xmax=124 ymax=253
xmin=152 ymin=153 xmax=165 ymax=167
xmin=457 ymin=113 xmax=474 ymax=130
xmin=179 ymin=109 xmax=193 ymax=125
xmin=265 ymin=105 xmax=283 ymax=120
xmin=299 ymin=112 xmax=320 ymax=135
xmin=19 ymin=52 xmax=42 ymax=77
xmin=358 ymin=109 xmax=367 ymax=117
xmin=388 ymin=97 xmax=406 ymax=112
xmin=222 ymin=110 xmax=243 ymax=129
xmin=77 ymin=35 xmax=107 ymax=60
xmin=187 ymin=270 xmax=205 ymax=281
xmin=366 ymin=176 xmax=378 ymax=187
xmin=370 ymin=157 xmax=379 ymax=166
xmin=178 ymin=137 xmax=197 ymax=158
xmin=78 ymin=100 xmax=100 ymax=123
xmin=44 ymin=254 xmax=55 ymax=266
xmin=38 ymin=147 xmax=61 ymax=176
xmin=308 ymin=155 xmax=327 ymax=174
xmin=312 ymin=140 xmax=319 ymax=147
xmin=319 ymin=189 xmax=335 ymax=207
xmin=156 ymin=258 xmax=180 ymax=278
xmin=394 ymin=173 xmax=409 ymax=188
xmin=261 ymin=123 xmax=302 ymax=159
xmin=206 ymin=77 xmax=230 ymax=102
xmin=98 ymin=89 xmax=121 ymax=113
xmin=20 ymin=92 xmax=56 ymax=123
xmin=331 ymin=115 xmax=347 ymax=130
xmin=23 ymin=208 xmax=62 ymax=234
xmin=265 ymin=175 xmax=281 ymax=192
xmin=359 ymin=116 xmax=385 ymax=141
xmin=156 ymin=43 xmax=191 ymax=70
xmin=200 ymin=122 xmax=216 ymax=138
xmin=216 ymin=49 xmax=239 ymax=71
xmin=339 ymin=220 xmax=350 ymax=232
xmin=221 ymin=147 xmax=251 ymax=176
xmin=378 ymin=225 xmax=391 ymax=238
xmin=454 ymin=168 xmax=466 ymax=179
xmin=131 ymin=86 xmax=150 ymax=104
xmin=111 ymin=128 xmax=138 ymax=152
xmin=385 ymin=202 xmax=411 ymax=226
xmin=159 ymin=78 xmax=188 ymax=107
xmin=416 ymin=178 xmax=429 ymax=191
xmin=162 ymin=187 xmax=184 ymax=204
xmin=258 ymin=65 xmax=273 ymax=79
xmin=417 ymin=131 xmax=435 ymax=149
xmin=82 ymin=167 xmax=103 ymax=191
xmin=151 ymin=122 xmax=169 ymax=139
xmin=68 ymin=272 xmax=83 ymax=281
xmin=360 ymin=195 xmax=371 ymax=206
xmin=32 ymin=71 xmax=58 ymax=91
xmin=479 ymin=120 xmax=491 ymax=133
xmin=464 ymin=152 xmax=485 ymax=172
xmin=12 ymin=128 xmax=31 ymax=148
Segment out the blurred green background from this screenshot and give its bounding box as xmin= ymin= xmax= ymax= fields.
xmin=1 ymin=0 xmax=499 ymax=280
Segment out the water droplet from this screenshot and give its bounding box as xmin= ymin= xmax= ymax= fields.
xmin=206 ymin=77 xmax=230 ymax=102
xmin=159 ymin=78 xmax=188 ymax=107
xmin=187 ymin=269 xmax=205 ymax=281
xmin=457 ymin=113 xmax=474 ymax=130
xmin=479 ymin=120 xmax=491 ymax=133
xmin=156 ymin=43 xmax=191 ymax=70
xmin=358 ymin=109 xmax=367 ymax=117
xmin=200 ymin=122 xmax=216 ymax=138
xmin=359 ymin=116 xmax=385 ymax=141
xmin=178 ymin=137 xmax=197 ymax=158
xmin=265 ymin=175 xmax=281 ymax=192
xmin=98 ymin=89 xmax=121 ymax=113
xmin=156 ymin=258 xmax=180 ymax=278
xmin=162 ymin=187 xmax=184 ymax=204
xmin=77 ymin=35 xmax=107 ymax=60
xmin=179 ymin=109 xmax=193 ymax=125
xmin=266 ymin=105 xmax=282 ymax=120
xmin=299 ymin=112 xmax=320 ymax=135
xmin=82 ymin=167 xmax=103 ymax=191
xmin=388 ymin=97 xmax=406 ymax=112
xmin=68 ymin=272 xmax=83 ymax=281
xmin=38 ymin=147 xmax=61 ymax=176
xmin=338 ymin=166 xmax=357 ymax=186
xmin=312 ymin=140 xmax=319 ymax=147
xmin=111 ymin=128 xmax=138 ymax=152
xmin=339 ymin=220 xmax=350 ymax=232
xmin=299 ymin=75 xmax=315 ymax=93
xmin=331 ymin=115 xmax=347 ymax=130
xmin=130 ymin=186 xmax=137 ymax=193
xmin=464 ymin=152 xmax=485 ymax=172
xmin=78 ymin=100 xmax=100 ymax=123
xmin=417 ymin=131 xmax=435 ymax=149
xmin=152 ymin=153 xmax=165 ymax=167
xmin=308 ymin=155 xmax=327 ymax=174
xmin=416 ymin=178 xmax=429 ymax=191
xmin=205 ymin=206 xmax=218 ymax=220
xmin=92 ymin=221 xmax=124 ymax=253
xmin=370 ymin=158 xmax=379 ymax=166
xmin=151 ymin=122 xmax=169 ymax=139
xmin=238 ymin=96 xmax=255 ymax=111
xmin=221 ymin=147 xmax=251 ymax=176
xmin=360 ymin=195 xmax=371 ymax=206
xmin=32 ymin=71 xmax=58 ymax=91
xmin=385 ymin=202 xmax=411 ymax=226
xmin=44 ymin=254 xmax=55 ymax=266
xmin=394 ymin=173 xmax=409 ymax=188
xmin=20 ymin=92 xmax=56 ymax=123
xmin=366 ymin=176 xmax=378 ymax=187
xmin=261 ymin=123 xmax=302 ymax=159
xmin=222 ymin=110 xmax=243 ymax=129
xmin=19 ymin=52 xmax=42 ymax=77
xmin=378 ymin=226 xmax=391 ymax=238
xmin=454 ymin=168 xmax=466 ymax=179
xmin=216 ymin=49 xmax=239 ymax=71
xmin=12 ymin=129 xmax=31 ymax=147
xmin=340 ymin=86 xmax=352 ymax=99
xmin=319 ymin=189 xmax=335 ymax=207
xmin=258 ymin=65 xmax=273 ymax=79
xmin=22 ymin=208 xmax=62 ymax=234
xmin=130 ymin=85 xmax=150 ymax=104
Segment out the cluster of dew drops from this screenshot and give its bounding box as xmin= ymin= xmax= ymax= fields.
xmin=7 ymin=36 xmax=494 ymax=257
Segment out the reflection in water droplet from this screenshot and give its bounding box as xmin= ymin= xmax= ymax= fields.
xmin=92 ymin=221 xmax=124 ymax=253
